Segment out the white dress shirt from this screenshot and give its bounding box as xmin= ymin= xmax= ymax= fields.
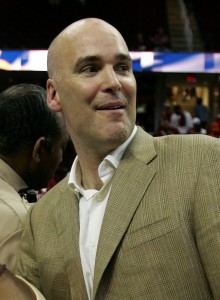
xmin=68 ymin=126 xmax=137 ymax=299
xmin=170 ymin=111 xmax=193 ymax=134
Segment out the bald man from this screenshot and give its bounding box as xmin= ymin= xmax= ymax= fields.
xmin=2 ymin=18 xmax=220 ymax=300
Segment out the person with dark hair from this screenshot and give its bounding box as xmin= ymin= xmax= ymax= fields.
xmin=170 ymin=104 xmax=193 ymax=133
xmin=0 ymin=83 xmax=68 ymax=272
xmin=1 ymin=18 xmax=220 ymax=300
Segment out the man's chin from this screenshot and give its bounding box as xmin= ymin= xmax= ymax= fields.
xmin=105 ymin=126 xmax=132 ymax=143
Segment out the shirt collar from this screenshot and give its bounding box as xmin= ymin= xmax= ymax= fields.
xmin=104 ymin=125 xmax=137 ymax=169
xmin=68 ymin=126 xmax=137 ymax=197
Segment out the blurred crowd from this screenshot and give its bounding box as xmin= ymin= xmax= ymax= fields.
xmin=155 ymin=98 xmax=220 ymax=138
xmin=130 ymin=26 xmax=171 ymax=52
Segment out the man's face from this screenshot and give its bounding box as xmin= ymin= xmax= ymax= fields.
xmin=48 ymin=21 xmax=137 ymax=152
xmin=34 ymin=133 xmax=69 ymax=190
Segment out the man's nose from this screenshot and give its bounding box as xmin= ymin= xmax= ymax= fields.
xmin=101 ymin=67 xmax=122 ymax=92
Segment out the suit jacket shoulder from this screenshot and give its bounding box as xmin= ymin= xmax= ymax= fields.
xmin=0 ymin=159 xmax=30 ymax=271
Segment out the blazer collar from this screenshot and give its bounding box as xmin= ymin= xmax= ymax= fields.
xmin=93 ymin=127 xmax=157 ymax=296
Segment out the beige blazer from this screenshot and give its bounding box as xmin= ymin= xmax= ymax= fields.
xmin=0 ymin=159 xmax=30 ymax=272
xmin=16 ymin=127 xmax=220 ymax=299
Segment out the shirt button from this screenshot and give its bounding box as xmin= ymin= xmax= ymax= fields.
xmin=96 ymin=194 xmax=102 ymax=202
xmin=90 ymin=241 xmax=95 ymax=247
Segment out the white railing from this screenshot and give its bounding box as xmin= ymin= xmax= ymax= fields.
xmin=178 ymin=0 xmax=193 ymax=51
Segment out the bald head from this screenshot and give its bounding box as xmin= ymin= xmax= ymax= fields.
xmin=46 ymin=16 xmax=136 ymax=160
xmin=47 ymin=18 xmax=128 ymax=80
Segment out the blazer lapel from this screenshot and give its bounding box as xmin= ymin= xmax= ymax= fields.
xmin=93 ymin=128 xmax=157 ymax=296
xmin=56 ymin=181 xmax=88 ymax=299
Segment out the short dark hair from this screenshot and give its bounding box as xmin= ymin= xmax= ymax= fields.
xmin=0 ymin=83 xmax=63 ymax=155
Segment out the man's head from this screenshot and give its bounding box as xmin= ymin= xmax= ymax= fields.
xmin=196 ymin=97 xmax=202 ymax=105
xmin=47 ymin=18 xmax=137 ymax=158
xmin=0 ymin=83 xmax=68 ymax=189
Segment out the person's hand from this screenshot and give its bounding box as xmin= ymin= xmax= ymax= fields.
xmin=0 ymin=264 xmax=36 ymax=300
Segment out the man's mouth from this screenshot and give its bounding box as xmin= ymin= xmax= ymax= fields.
xmin=98 ymin=105 xmax=124 ymax=110
xmin=97 ymin=103 xmax=125 ymax=110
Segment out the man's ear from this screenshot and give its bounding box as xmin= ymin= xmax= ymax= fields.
xmin=47 ymin=79 xmax=62 ymax=112
xmin=32 ymin=137 xmax=46 ymax=163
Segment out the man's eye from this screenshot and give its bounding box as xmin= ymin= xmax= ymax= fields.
xmin=116 ymin=64 xmax=130 ymax=72
xmin=81 ymin=65 xmax=98 ymax=73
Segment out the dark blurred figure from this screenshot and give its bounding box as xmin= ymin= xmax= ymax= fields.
xmin=215 ymin=114 xmax=220 ymax=129
xmin=131 ymin=31 xmax=147 ymax=51
xmin=170 ymin=104 xmax=193 ymax=134
xmin=0 ymin=83 xmax=68 ymax=271
xmin=151 ymin=26 xmax=170 ymax=51
xmin=194 ymin=97 xmax=208 ymax=130
xmin=161 ymin=102 xmax=172 ymax=122
xmin=156 ymin=103 xmax=180 ymax=136
xmin=208 ymin=121 xmax=220 ymax=138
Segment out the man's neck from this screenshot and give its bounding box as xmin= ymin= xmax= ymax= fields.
xmin=82 ymin=175 xmax=103 ymax=190
xmin=77 ymin=156 xmax=104 ymax=190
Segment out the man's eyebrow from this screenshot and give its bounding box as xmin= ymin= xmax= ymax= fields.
xmin=74 ymin=55 xmax=101 ymax=70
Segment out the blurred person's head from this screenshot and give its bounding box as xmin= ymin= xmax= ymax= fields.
xmin=211 ymin=121 xmax=220 ymax=133
xmin=0 ymin=83 xmax=68 ymax=189
xmin=173 ymin=105 xmax=182 ymax=115
xmin=196 ymin=97 xmax=203 ymax=105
